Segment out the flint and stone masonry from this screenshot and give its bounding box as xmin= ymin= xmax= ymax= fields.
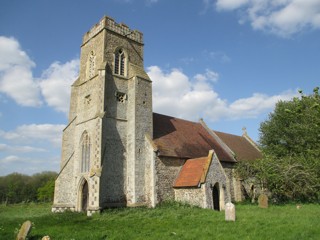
xmin=52 ymin=16 xmax=262 ymax=215
xmin=52 ymin=16 xmax=154 ymax=215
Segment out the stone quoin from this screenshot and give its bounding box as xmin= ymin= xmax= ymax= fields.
xmin=52 ymin=16 xmax=262 ymax=215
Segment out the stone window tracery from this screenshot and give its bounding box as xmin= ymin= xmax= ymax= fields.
xmin=114 ymin=48 xmax=126 ymax=76
xmin=116 ymin=92 xmax=127 ymax=103
xmin=81 ymin=132 xmax=91 ymax=173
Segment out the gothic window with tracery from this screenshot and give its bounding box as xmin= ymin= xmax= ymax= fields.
xmin=114 ymin=48 xmax=126 ymax=76
xmin=81 ymin=132 xmax=91 ymax=173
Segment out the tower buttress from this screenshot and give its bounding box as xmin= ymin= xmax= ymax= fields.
xmin=53 ymin=16 xmax=153 ymax=214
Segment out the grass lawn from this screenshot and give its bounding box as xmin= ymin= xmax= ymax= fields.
xmin=0 ymin=202 xmax=319 ymax=240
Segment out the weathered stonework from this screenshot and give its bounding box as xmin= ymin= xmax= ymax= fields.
xmin=155 ymin=157 xmax=185 ymax=202
xmin=53 ymin=16 xmax=153 ymax=214
xmin=53 ymin=16 xmax=261 ymax=215
xmin=174 ymin=151 xmax=229 ymax=210
xmin=174 ymin=186 xmax=205 ymax=208
xmin=221 ymin=162 xmax=243 ymax=202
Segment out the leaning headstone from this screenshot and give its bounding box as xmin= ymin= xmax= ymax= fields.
xmin=16 ymin=220 xmax=32 ymax=240
xmin=258 ymin=194 xmax=268 ymax=208
xmin=225 ymin=202 xmax=236 ymax=221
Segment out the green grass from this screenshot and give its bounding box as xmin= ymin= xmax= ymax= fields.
xmin=0 ymin=202 xmax=319 ymax=240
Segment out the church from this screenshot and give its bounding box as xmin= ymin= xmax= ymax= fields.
xmin=52 ymin=16 xmax=261 ymax=216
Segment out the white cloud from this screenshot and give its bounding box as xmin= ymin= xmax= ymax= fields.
xmin=216 ymin=91 xmax=296 ymax=120
xmin=194 ymin=69 xmax=219 ymax=82
xmin=40 ymin=59 xmax=79 ymax=113
xmin=0 ymin=143 xmax=46 ymax=153
xmin=0 ymin=36 xmax=35 ymax=71
xmin=0 ymin=124 xmax=65 ymax=147
xmin=148 ymin=65 xmax=297 ymax=122
xmin=0 ymin=155 xmax=60 ymax=175
xmin=216 ymin=0 xmax=249 ymax=11
xmin=0 ymin=36 xmax=79 ymax=113
xmin=0 ymin=36 xmax=42 ymax=106
xmin=213 ymin=0 xmax=320 ymax=37
xmin=148 ymin=66 xmax=214 ymax=119
xmin=0 ymin=155 xmax=21 ymax=163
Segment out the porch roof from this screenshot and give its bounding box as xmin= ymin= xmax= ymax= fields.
xmin=173 ymin=151 xmax=213 ymax=188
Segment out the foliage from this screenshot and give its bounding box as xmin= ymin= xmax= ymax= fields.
xmin=0 ymin=172 xmax=57 ymax=204
xmin=259 ymin=87 xmax=320 ymax=158
xmin=37 ymin=180 xmax=55 ymax=202
xmin=237 ymin=155 xmax=320 ymax=202
xmin=0 ymin=203 xmax=320 ymax=239
xmin=237 ymin=87 xmax=320 ymax=202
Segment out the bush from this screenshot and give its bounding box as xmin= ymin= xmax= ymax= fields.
xmin=237 ymin=87 xmax=320 ymax=203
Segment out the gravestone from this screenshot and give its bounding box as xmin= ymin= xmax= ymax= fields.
xmin=258 ymin=194 xmax=268 ymax=208
xmin=225 ymin=202 xmax=236 ymax=221
xmin=16 ymin=220 xmax=32 ymax=240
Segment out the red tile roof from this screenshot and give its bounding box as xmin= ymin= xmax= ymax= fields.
xmin=173 ymin=151 xmax=213 ymax=188
xmin=214 ymin=131 xmax=262 ymax=161
xmin=153 ymin=113 xmax=235 ymax=162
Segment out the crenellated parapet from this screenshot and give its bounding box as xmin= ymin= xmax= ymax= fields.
xmin=83 ymin=16 xmax=143 ymax=45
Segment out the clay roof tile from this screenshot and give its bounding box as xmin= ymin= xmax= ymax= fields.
xmin=173 ymin=156 xmax=210 ymax=188
xmin=214 ymin=131 xmax=262 ymax=161
xmin=153 ymin=113 xmax=235 ymax=162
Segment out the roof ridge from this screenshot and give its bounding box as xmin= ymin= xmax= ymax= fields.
xmin=214 ymin=130 xmax=243 ymax=138
xmin=199 ymin=119 xmax=237 ymax=162
xmin=242 ymin=132 xmax=261 ymax=152
xmin=152 ymin=112 xmax=199 ymax=125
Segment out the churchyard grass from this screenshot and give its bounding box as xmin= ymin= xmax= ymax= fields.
xmin=0 ymin=202 xmax=319 ymax=240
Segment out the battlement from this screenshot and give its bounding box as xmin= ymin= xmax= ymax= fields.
xmin=83 ymin=16 xmax=143 ymax=44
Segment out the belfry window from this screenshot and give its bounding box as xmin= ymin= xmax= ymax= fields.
xmin=114 ymin=49 xmax=126 ymax=76
xmin=81 ymin=132 xmax=91 ymax=173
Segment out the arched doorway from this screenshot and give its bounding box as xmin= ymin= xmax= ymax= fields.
xmin=81 ymin=180 xmax=89 ymax=212
xmin=212 ymin=183 xmax=220 ymax=211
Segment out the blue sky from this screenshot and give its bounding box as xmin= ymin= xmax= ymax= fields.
xmin=0 ymin=0 xmax=319 ymax=176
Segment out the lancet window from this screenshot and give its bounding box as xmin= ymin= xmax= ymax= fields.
xmin=81 ymin=132 xmax=91 ymax=173
xmin=114 ymin=48 xmax=126 ymax=76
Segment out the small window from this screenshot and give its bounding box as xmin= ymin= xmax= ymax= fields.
xmin=84 ymin=94 xmax=91 ymax=106
xmin=114 ymin=49 xmax=126 ymax=76
xmin=81 ymin=132 xmax=91 ymax=173
xmin=116 ymin=92 xmax=127 ymax=103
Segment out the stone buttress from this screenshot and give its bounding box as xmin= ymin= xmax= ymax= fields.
xmin=52 ymin=16 xmax=153 ymax=215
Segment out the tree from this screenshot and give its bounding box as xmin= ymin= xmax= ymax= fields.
xmin=237 ymin=87 xmax=320 ymax=202
xmin=29 ymin=171 xmax=58 ymax=202
xmin=259 ymin=87 xmax=320 ymax=158
xmin=0 ymin=171 xmax=57 ymax=204
xmin=37 ymin=179 xmax=55 ymax=202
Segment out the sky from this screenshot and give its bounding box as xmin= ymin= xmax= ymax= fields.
xmin=0 ymin=0 xmax=319 ymax=176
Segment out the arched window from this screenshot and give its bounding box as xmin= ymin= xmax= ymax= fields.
xmin=114 ymin=48 xmax=126 ymax=76
xmin=81 ymin=132 xmax=91 ymax=173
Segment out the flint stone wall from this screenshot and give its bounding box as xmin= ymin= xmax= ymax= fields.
xmin=174 ymin=152 xmax=229 ymax=209
xmin=155 ymin=156 xmax=185 ymax=202
xmin=221 ymin=162 xmax=242 ymax=202
xmin=174 ymin=186 xmax=205 ymax=208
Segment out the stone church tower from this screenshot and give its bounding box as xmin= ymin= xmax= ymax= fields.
xmin=52 ymin=16 xmax=154 ymax=215
xmin=53 ymin=16 xmax=262 ymax=215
